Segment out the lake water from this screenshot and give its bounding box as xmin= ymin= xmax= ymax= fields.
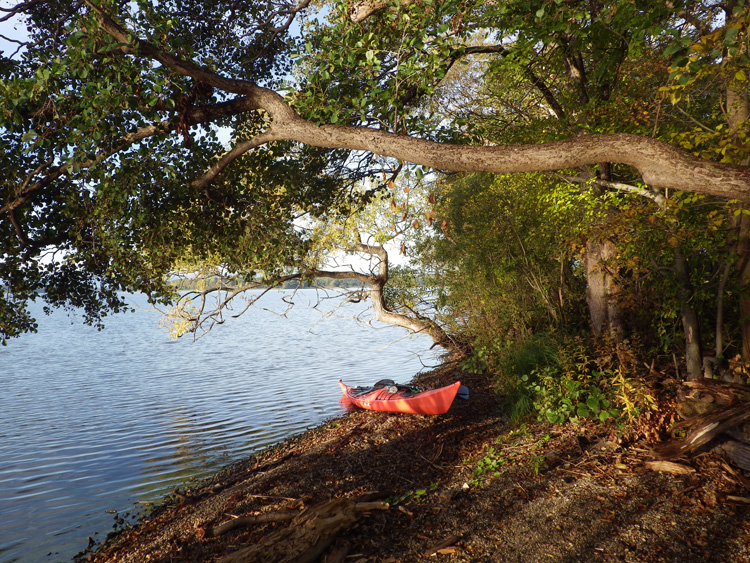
xmin=0 ymin=290 xmax=439 ymax=563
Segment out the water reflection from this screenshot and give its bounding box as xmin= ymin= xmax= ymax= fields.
xmin=0 ymin=290 xmax=439 ymax=563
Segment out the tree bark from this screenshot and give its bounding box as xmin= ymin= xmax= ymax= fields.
xmin=724 ymin=1 xmax=749 ymax=140
xmin=213 ymin=124 xmax=750 ymax=200
xmin=731 ymin=211 xmax=750 ymax=360
xmin=715 ymin=258 xmax=732 ymax=359
xmin=724 ymin=6 xmax=750 ymax=359
xmin=584 ymin=239 xmax=623 ymax=340
xmin=713 ymin=440 xmax=750 ymax=472
xmin=654 ymin=402 xmax=750 ymax=460
xmin=674 ymin=246 xmax=703 ymax=380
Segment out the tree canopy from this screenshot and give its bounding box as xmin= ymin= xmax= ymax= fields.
xmin=1 ymin=0 xmax=749 ymax=347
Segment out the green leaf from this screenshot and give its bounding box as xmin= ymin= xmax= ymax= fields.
xmin=21 ymin=129 xmax=38 ymax=142
xmin=586 ymin=396 xmax=600 ymax=412
xmin=725 ymin=26 xmax=740 ymax=45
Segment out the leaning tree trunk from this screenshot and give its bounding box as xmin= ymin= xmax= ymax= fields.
xmin=309 ymin=242 xmax=460 ymax=353
xmin=356 ymin=242 xmax=458 ymax=351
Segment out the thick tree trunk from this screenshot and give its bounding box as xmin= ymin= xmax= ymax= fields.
xmin=724 ymin=9 xmax=750 ymax=359
xmin=731 ymin=211 xmax=750 ymax=360
xmin=674 ymin=246 xmax=703 ymax=380
xmin=715 ymin=259 xmax=732 ymax=359
xmin=727 ymin=87 xmax=749 ymax=134
xmin=584 ymin=239 xmax=624 ymax=340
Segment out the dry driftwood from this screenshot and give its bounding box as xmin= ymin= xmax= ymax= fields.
xmin=653 ymin=402 xmax=750 ymax=460
xmin=712 ymin=440 xmax=750 ymax=472
xmin=218 ymin=498 xmax=388 ymax=563
xmin=204 ymin=511 xmax=300 ymax=538
xmin=644 ymin=461 xmax=696 ymax=475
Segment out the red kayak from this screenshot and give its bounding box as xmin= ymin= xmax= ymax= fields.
xmin=338 ymin=380 xmax=462 ymax=415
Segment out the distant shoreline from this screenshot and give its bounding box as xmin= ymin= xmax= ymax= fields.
xmin=169 ymin=276 xmax=369 ymax=291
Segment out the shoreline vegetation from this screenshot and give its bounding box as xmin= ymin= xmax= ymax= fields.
xmin=82 ymin=365 xmax=750 ymax=563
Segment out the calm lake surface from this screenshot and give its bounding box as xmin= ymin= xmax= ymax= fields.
xmin=0 ymin=290 xmax=440 ymax=563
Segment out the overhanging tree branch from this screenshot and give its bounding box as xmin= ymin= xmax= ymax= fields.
xmin=83 ymin=2 xmax=750 ymax=201
xmin=168 ymin=242 xmax=458 ymax=349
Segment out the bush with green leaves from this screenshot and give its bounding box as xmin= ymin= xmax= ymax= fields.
xmin=521 ymin=367 xmax=619 ymax=424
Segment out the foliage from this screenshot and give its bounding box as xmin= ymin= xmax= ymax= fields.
xmin=386 ymin=481 xmax=440 ymax=507
xmin=518 ymin=337 xmax=657 ymax=426
xmin=578 ymin=187 xmax=744 ymax=359
xmin=469 ymin=446 xmax=508 ymax=486
xmin=1 ymin=0 xmax=748 ymax=370
xmin=0 ymin=0 xmax=356 ymax=343
xmin=425 ymin=172 xmax=587 ymax=350
xmin=521 ymin=367 xmax=619 ymax=425
xmin=468 ymin=426 xmax=551 ymax=486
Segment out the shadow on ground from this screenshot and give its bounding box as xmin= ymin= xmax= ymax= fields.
xmin=88 ymin=366 xmax=750 ymax=563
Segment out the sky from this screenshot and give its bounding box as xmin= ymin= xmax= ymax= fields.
xmin=0 ymin=1 xmax=28 ymax=57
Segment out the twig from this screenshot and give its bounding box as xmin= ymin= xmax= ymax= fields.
xmin=559 ymin=467 xmax=592 ymax=478
xmin=423 ymin=534 xmax=460 ymax=557
xmin=242 ymin=494 xmax=300 ymax=502
xmin=417 ymin=453 xmax=445 ymax=470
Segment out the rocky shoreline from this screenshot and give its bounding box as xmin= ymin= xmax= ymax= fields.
xmin=83 ymin=365 xmax=750 ymax=563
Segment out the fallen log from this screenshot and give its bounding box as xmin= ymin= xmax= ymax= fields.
xmin=218 ymin=498 xmax=388 ymax=563
xmin=683 ymin=379 xmax=750 ymax=404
